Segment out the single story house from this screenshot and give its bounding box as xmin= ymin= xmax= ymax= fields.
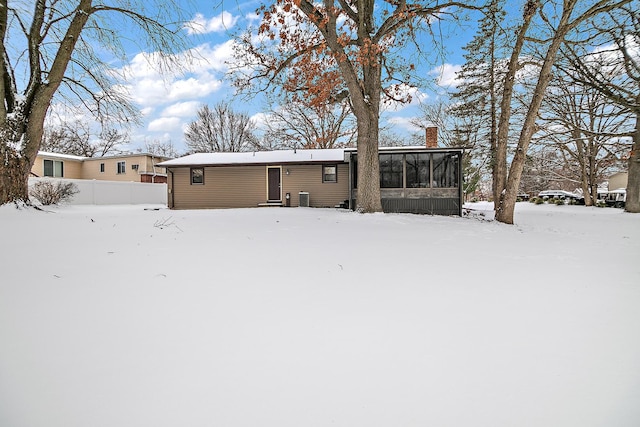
xmin=158 ymin=145 xmax=464 ymax=216
xmin=31 ymin=152 xmax=170 ymax=183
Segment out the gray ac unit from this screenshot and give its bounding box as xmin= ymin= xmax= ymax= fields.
xmin=299 ymin=191 xmax=309 ymax=207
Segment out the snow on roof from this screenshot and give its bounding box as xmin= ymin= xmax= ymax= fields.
xmin=158 ymin=146 xmax=466 ymax=167
xmin=344 ymin=145 xmax=463 ymax=152
xmin=158 ymin=149 xmax=347 ymax=167
xmin=37 ymin=151 xmax=86 ymax=161
xmin=37 ymin=151 xmax=169 ymax=162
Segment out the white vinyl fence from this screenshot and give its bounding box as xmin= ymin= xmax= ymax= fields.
xmin=29 ymin=177 xmax=167 ymax=205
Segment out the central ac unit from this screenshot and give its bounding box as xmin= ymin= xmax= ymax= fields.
xmin=299 ymin=191 xmax=309 ymax=207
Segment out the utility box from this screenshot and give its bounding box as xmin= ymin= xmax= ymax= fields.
xmin=299 ymin=191 xmax=309 ymax=207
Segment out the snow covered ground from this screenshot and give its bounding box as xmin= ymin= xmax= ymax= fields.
xmin=1 ymin=202 xmax=639 ymax=427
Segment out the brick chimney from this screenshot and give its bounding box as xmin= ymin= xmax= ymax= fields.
xmin=426 ymin=126 xmax=438 ymax=148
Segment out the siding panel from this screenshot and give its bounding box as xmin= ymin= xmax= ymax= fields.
xmin=82 ymin=156 xmax=166 ymax=182
xmin=171 ymin=165 xmax=267 ymax=209
xmin=281 ymin=163 xmax=349 ymax=207
xmin=169 ymin=163 xmax=350 ymax=209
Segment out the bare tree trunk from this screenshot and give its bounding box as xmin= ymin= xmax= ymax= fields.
xmin=626 ymin=112 xmax=640 ymax=212
xmin=496 ymin=0 xmax=587 ymax=224
xmin=2 ymin=0 xmax=187 ymax=206
xmin=0 ymin=147 xmax=31 ymax=203
xmin=575 ymin=135 xmax=593 ymax=206
xmin=494 ymin=0 xmax=538 ymax=206
xmin=0 ymin=0 xmax=93 ymax=205
xmin=488 ymin=19 xmax=499 ymax=203
xmin=496 ymin=43 xmax=563 ymax=223
xmin=356 ymin=112 xmax=382 ymax=212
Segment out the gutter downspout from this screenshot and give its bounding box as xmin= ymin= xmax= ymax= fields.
xmin=151 ymin=154 xmax=157 ymax=183
xmin=348 ymin=152 xmax=355 ymax=211
xmin=459 ymin=150 xmax=464 ymax=217
xmin=169 ymin=169 xmax=174 ymax=209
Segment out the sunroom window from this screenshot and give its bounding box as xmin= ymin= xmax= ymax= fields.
xmin=406 ymin=153 xmax=430 ymax=188
xmin=379 ymin=153 xmax=403 ymax=188
xmin=432 ymin=153 xmax=459 ymax=188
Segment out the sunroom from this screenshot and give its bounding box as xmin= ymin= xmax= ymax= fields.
xmin=346 ymin=146 xmax=465 ymax=215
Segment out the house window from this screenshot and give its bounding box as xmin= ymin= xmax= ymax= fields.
xmin=406 ymin=153 xmax=430 ymax=188
xmin=100 ymin=163 xmax=105 ymax=173
xmin=131 ymin=164 xmax=139 ymax=171
xmin=43 ymin=159 xmax=63 ymax=177
xmin=191 ymin=168 xmax=204 ymax=185
xmin=433 ymin=153 xmax=459 ymax=188
xmin=323 ymin=165 xmax=337 ymax=183
xmin=379 ymin=153 xmax=403 ymax=188
xmin=117 ymin=161 xmax=126 ymax=174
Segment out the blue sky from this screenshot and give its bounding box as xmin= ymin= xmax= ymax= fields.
xmin=110 ymin=0 xmax=512 ymax=154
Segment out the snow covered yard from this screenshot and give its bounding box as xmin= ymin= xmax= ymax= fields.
xmin=1 ymin=202 xmax=639 ymax=427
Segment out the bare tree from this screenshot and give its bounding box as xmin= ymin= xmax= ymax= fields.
xmin=263 ymin=99 xmax=356 ymax=150
xmin=559 ymin=4 xmax=639 ymax=212
xmin=42 ymin=119 xmax=129 ymax=157
xmin=536 ymin=74 xmax=632 ymax=204
xmin=184 ymin=102 xmax=259 ymax=153
xmin=143 ymin=139 xmax=181 ymax=158
xmin=492 ymin=0 xmax=632 ymax=224
xmin=0 ymin=0 xmax=189 ymax=205
xmin=233 ymin=0 xmax=476 ymax=212
xmin=378 ymin=128 xmax=410 ymax=147
xmin=450 ymin=0 xmax=507 ymax=200
xmin=411 ymin=101 xmax=488 ymax=199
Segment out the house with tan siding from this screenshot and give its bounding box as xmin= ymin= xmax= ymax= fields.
xmin=160 ymin=149 xmax=348 ymax=209
xmin=159 ymin=146 xmax=465 ymax=215
xmin=32 ymin=152 xmax=170 ymax=183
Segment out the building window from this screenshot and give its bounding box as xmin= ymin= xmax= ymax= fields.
xmin=43 ymin=159 xmax=63 ymax=177
xmin=117 ymin=161 xmax=126 ymax=174
xmin=131 ymin=164 xmax=139 ymax=171
xmin=191 ymin=168 xmax=204 ymax=185
xmin=433 ymin=153 xmax=459 ymax=188
xmin=379 ymin=153 xmax=403 ymax=188
xmin=406 ymin=153 xmax=430 ymax=188
xmin=323 ymin=165 xmax=337 ymax=183
xmin=100 ymin=163 xmax=105 ymax=173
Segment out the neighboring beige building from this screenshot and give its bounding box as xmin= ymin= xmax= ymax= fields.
xmin=32 ymin=152 xmax=170 ymax=183
xmin=608 ymin=171 xmax=628 ymax=191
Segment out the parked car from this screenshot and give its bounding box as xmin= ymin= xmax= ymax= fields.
xmin=538 ymin=190 xmax=584 ymax=204
xmin=602 ymin=189 xmax=626 ymax=208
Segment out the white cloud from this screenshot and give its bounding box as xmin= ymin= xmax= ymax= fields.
xmin=250 ymin=112 xmax=270 ymax=130
xmin=122 ymin=52 xmax=166 ymax=80
xmin=188 ymin=41 xmax=237 ymax=74
xmin=167 ymin=77 xmax=222 ymax=101
xmin=161 ymin=101 xmax=201 ymax=118
xmin=245 ymin=11 xmax=262 ymax=23
xmin=116 ymin=40 xmax=233 ymax=107
xmin=140 ymin=107 xmax=154 ymax=117
xmin=120 ymin=41 xmax=235 ymax=82
xmin=386 ymin=116 xmax=423 ymax=132
xmin=430 ymin=63 xmax=462 ymax=88
xmin=148 ymin=117 xmax=182 ymax=132
xmin=185 ymin=12 xmax=239 ymax=35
